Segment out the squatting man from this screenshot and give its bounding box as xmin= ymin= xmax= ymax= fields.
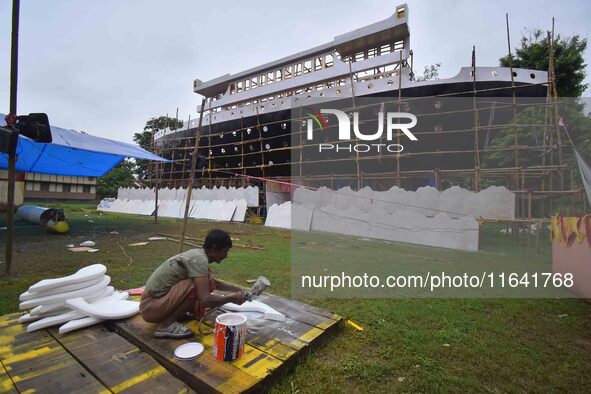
xmin=139 ymin=229 xmax=246 ymax=338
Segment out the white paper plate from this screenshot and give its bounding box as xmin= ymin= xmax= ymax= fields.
xmin=174 ymin=342 xmax=204 ymax=360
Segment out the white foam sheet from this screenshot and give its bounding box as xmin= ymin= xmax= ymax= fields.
xmin=265 ymin=201 xmax=292 ymax=229
xmin=19 ymin=308 xmax=71 ymax=324
xmin=190 ymin=200 xmax=236 ymax=222
xmin=293 ymin=185 xmax=515 ymax=220
xmin=292 ymin=203 xmax=314 ymax=231
xmin=98 ymin=199 xmax=155 ymax=216
xmin=222 ymin=301 xmax=285 ymax=321
xmin=157 ymin=199 xmax=186 ymax=218
xmin=28 ymin=264 xmax=107 ymax=293
xmin=231 ymin=199 xmax=248 ymax=222
xmin=27 ymin=292 xmax=131 ymax=333
xmin=20 ymin=275 xmax=105 ymax=301
xmin=192 ymin=186 xmax=259 ymax=207
xmin=311 ymin=205 xmax=479 ymax=252
xmin=20 ymin=276 xmax=111 ymax=310
xmin=104 ymin=187 xmax=260 ymax=218
xmin=59 ymin=316 xmax=103 ymax=334
xmin=65 ymin=297 xmax=139 ymax=320
xmin=27 ymin=310 xmax=85 ymax=332
xmin=30 ymin=286 xmax=114 ymax=315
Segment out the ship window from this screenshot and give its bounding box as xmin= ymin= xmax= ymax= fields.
xmin=251 ymin=77 xmax=258 ymax=88
xmin=316 ymin=84 xmax=323 ymax=91
xmin=315 ymin=57 xmax=323 ymax=70
xmin=275 ymin=70 xmax=282 ymax=82
xmin=367 ymin=48 xmax=377 ymax=58
xmin=237 ymin=81 xmax=243 ymax=92
xmin=267 ymin=72 xmax=274 ymax=84
xmin=284 ymin=66 xmax=292 ymax=79
xmin=304 ymin=60 xmax=312 ymax=74
xmin=325 ymin=81 xmax=334 ymax=88
xmin=325 ymin=54 xmax=334 ymax=67
xmin=260 ymin=74 xmax=266 ymax=85
xmin=295 ymin=89 xmax=303 ymax=95
xmin=355 ymin=52 xmax=365 ymax=62
xmin=230 ymin=83 xmax=236 ymax=94
xmin=394 ymin=40 xmax=404 ymax=51
xmin=245 ymin=79 xmax=250 ymax=90
xmin=380 ymin=44 xmax=391 ymax=55
xmin=295 ymin=63 xmax=302 ymax=77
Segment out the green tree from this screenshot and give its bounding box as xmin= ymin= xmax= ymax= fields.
xmin=500 ymin=29 xmax=588 ymax=97
xmin=133 ymin=116 xmax=183 ymax=180
xmin=97 ymin=159 xmax=135 ymax=197
xmin=485 ymin=29 xmax=590 ymax=171
xmin=415 ymin=63 xmax=441 ymax=82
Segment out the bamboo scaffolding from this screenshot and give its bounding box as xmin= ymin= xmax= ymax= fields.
xmin=152 ymin=54 xmax=582 ymax=218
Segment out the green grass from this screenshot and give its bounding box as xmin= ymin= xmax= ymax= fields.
xmin=1 ymin=200 xmax=590 ymax=393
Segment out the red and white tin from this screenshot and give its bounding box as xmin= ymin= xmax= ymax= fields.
xmin=212 ymin=313 xmax=247 ymax=362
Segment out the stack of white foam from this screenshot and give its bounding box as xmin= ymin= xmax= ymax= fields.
xmin=98 ymin=186 xmax=258 ymax=222
xmin=265 ymin=185 xmax=518 ymax=251
xmin=19 ymin=264 xmax=139 ymax=334
xmin=293 ymin=185 xmax=515 ymax=219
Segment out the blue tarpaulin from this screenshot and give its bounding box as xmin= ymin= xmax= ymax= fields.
xmin=1 ymin=114 xmax=168 ymax=177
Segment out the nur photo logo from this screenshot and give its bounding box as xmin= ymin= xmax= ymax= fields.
xmin=306 ymin=109 xmax=418 ymax=153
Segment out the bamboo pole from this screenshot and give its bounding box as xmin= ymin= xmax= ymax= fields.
xmin=179 ymin=99 xmax=206 ymax=253
xmin=505 ymin=14 xmax=519 ymax=169
xmin=471 ymin=46 xmax=481 ymax=191
xmin=160 ymin=233 xmax=266 ymax=250
xmin=348 ymin=60 xmax=361 ymax=190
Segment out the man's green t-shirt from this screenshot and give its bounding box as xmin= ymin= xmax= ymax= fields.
xmin=144 ymin=248 xmax=209 ymax=297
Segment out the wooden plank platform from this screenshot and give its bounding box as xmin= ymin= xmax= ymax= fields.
xmin=0 ymin=293 xmax=341 ymax=393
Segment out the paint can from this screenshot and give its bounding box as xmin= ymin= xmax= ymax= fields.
xmin=212 ymin=313 xmax=247 ymax=362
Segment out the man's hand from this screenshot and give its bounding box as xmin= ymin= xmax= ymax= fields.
xmin=229 ymin=292 xmax=247 ymax=305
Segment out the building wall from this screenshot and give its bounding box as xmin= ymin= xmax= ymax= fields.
xmin=23 ymin=173 xmax=96 ymax=200
xmin=0 ymin=170 xmax=25 ymax=208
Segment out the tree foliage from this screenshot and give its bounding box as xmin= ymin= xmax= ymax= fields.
xmin=415 ymin=63 xmax=441 ymax=82
xmin=132 ymin=116 xmax=183 ymax=180
xmin=500 ymin=29 xmax=588 ymax=97
xmin=97 ymin=159 xmax=135 ymax=197
xmin=484 ymin=29 xmax=591 ymax=187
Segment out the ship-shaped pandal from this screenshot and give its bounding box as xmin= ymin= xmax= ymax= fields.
xmin=155 ymin=3 xmax=549 ymax=194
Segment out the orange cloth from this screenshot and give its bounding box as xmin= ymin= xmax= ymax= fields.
xmin=550 ymin=215 xmax=591 ymax=249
